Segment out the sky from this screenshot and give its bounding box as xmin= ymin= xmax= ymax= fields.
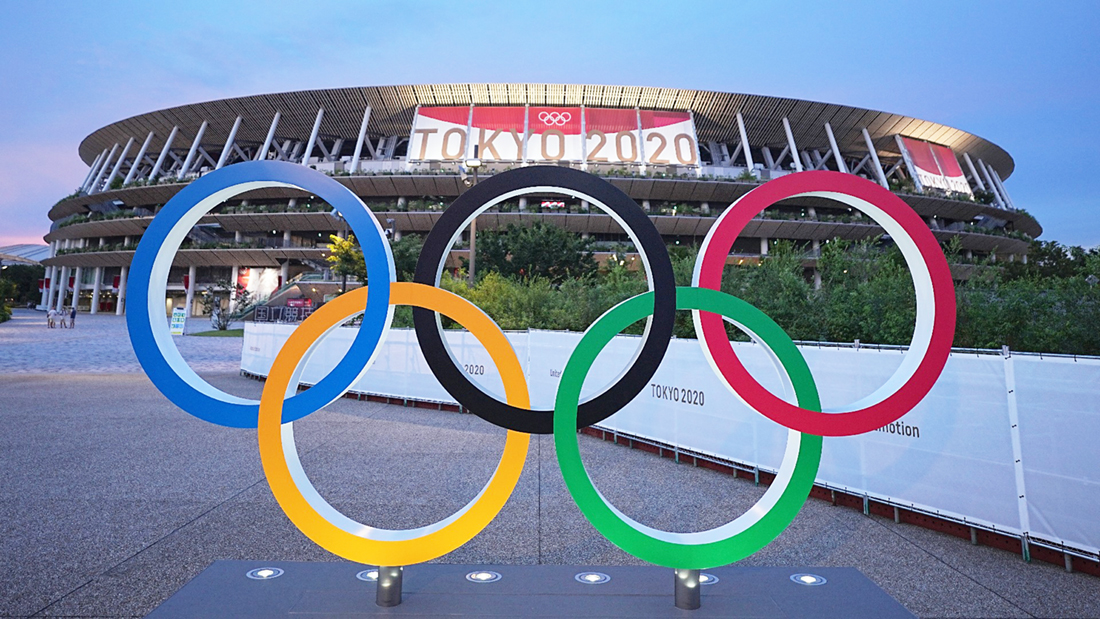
xmin=1 ymin=0 xmax=1097 ymax=247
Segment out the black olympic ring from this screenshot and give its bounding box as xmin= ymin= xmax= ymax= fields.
xmin=413 ymin=166 xmax=676 ymax=434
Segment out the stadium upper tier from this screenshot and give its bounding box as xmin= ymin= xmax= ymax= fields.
xmin=41 ymin=84 xmax=1038 ymax=304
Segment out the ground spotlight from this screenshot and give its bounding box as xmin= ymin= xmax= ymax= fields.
xmin=574 ymin=571 xmax=611 ymax=585
xmin=790 ymin=573 xmax=827 ymax=586
xmin=465 ymin=570 xmax=502 ymax=583
xmin=356 ymin=569 xmax=379 ymax=582
xmin=699 ymin=573 xmax=719 ymax=585
xmin=246 ymin=567 xmax=284 ymax=580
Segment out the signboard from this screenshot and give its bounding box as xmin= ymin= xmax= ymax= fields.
xmin=897 ymin=137 xmax=973 ymax=196
xmin=169 ymin=307 xmax=186 ymax=335
xmin=409 ymin=106 xmax=700 ymax=167
xmin=286 ymin=297 xmax=313 ymax=308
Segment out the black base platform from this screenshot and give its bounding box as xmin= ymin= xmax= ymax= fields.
xmin=148 ymin=561 xmax=915 ymax=618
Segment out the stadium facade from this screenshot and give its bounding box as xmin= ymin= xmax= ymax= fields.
xmin=39 ymin=83 xmax=1039 ymax=317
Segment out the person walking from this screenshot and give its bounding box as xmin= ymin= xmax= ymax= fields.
xmin=69 ymin=306 xmax=77 ymax=328
xmin=47 ymin=308 xmax=56 ymax=328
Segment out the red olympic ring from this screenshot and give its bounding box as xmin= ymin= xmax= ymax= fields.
xmin=693 ymin=171 xmax=956 ymax=437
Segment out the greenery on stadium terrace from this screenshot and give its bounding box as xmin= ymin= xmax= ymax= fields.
xmin=329 ymin=228 xmax=1100 ymax=356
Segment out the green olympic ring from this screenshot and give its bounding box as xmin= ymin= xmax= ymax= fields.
xmin=554 ymin=286 xmax=823 ymax=569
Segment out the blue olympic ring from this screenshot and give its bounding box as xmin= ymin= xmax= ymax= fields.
xmin=126 ymin=161 xmax=395 ymax=428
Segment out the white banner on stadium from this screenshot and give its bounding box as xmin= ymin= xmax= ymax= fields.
xmin=242 ymin=324 xmax=1100 ymax=556
xmin=407 ymin=106 xmax=699 ymax=166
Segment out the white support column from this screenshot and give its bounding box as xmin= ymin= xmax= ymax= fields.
xmin=301 ymin=108 xmax=325 ymax=165
xmin=185 ymin=265 xmax=197 ymax=317
xmin=90 ymin=267 xmax=103 ymax=314
xmin=89 ymin=143 xmax=120 ymax=193
xmin=104 ymin=137 xmax=136 ymax=190
xmin=735 ymin=112 xmax=754 ymax=169
xmin=123 ymin=132 xmax=156 ymax=185
xmin=115 ymin=266 xmax=128 ymax=315
xmin=40 ymin=265 xmax=53 ymax=309
xmin=80 ymin=150 xmax=108 ymax=192
xmin=759 ymin=237 xmax=769 ymax=255
xmin=229 ymin=265 xmax=239 ymax=315
xmin=280 ymin=261 xmax=289 ymax=287
xmin=177 ymin=121 xmax=208 ymax=180
xmin=990 ymin=168 xmax=1016 ymax=210
xmin=861 ymin=128 xmax=889 ymax=187
xmin=824 ymin=123 xmax=848 ymax=173
xmin=71 ymin=267 xmax=83 ymax=311
xmin=56 ymin=266 xmax=70 ymax=311
xmin=256 ymin=111 xmax=281 ymax=161
xmin=961 ymin=152 xmax=986 ymax=192
xmin=215 ymin=116 xmax=243 ymax=170
xmin=149 ymin=126 xmax=179 ymax=181
xmin=282 ymin=230 xmax=292 ymax=247
xmin=349 ymin=106 xmax=372 ymax=174
xmin=782 ymin=118 xmax=803 ymax=172
xmin=977 ymin=158 xmax=1005 ymax=207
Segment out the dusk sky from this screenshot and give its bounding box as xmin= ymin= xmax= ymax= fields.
xmin=1 ymin=1 xmax=1097 ymax=247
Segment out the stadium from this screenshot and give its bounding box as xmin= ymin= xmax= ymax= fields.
xmin=38 ymin=83 xmax=1040 ymax=317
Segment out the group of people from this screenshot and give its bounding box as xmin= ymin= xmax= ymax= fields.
xmin=46 ymin=307 xmax=77 ymax=329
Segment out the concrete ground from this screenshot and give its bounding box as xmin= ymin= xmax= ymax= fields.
xmin=1 ymin=308 xmax=1098 ymax=618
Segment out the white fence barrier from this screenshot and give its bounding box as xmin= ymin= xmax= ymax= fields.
xmin=242 ymin=323 xmax=1100 ymax=558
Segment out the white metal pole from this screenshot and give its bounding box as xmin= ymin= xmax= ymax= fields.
xmin=90 ymin=267 xmax=102 ymax=314
xmin=89 ymin=143 xmax=120 ymax=193
xmin=301 ymin=108 xmax=325 ymax=166
xmin=256 ymin=111 xmax=281 ymax=161
xmin=115 ymin=266 xmax=128 ymax=315
xmin=123 ymin=132 xmax=155 ymax=185
xmin=977 ymin=159 xmax=1005 ymax=207
xmin=80 ymin=150 xmax=107 ymax=192
xmin=824 ymin=123 xmax=848 ymax=173
xmin=149 ymin=126 xmax=179 ymax=181
xmin=177 ymin=121 xmax=208 ymax=180
xmin=215 ymin=116 xmax=243 ymax=170
xmin=349 ymin=106 xmax=372 ymax=174
xmin=990 ymin=168 xmax=1016 ymax=210
xmin=782 ymin=117 xmax=802 ymax=172
xmin=185 ymin=265 xmax=197 ymax=316
xmin=861 ymin=128 xmax=888 ymax=187
xmin=104 ymin=137 xmax=136 ymax=190
xmin=735 ymin=112 xmax=754 ymax=170
xmin=962 ymin=152 xmax=986 ymax=191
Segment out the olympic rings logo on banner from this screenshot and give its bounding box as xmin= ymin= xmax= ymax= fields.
xmin=537 ymin=111 xmax=571 ymax=126
xmin=127 ymin=161 xmax=955 ymax=570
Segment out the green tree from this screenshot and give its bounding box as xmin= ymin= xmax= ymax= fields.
xmin=199 ymin=280 xmax=254 ymax=330
xmin=326 ymin=234 xmax=366 ymax=292
xmin=391 ymin=234 xmax=423 ymax=281
xmin=0 ymin=264 xmax=45 ymax=304
xmin=475 ymin=222 xmax=596 ymax=283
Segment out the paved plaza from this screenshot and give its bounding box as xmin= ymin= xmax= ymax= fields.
xmin=1 ymin=308 xmax=1098 ymax=617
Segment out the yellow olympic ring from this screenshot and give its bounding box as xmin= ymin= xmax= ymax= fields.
xmin=257 ymin=282 xmax=530 ymax=566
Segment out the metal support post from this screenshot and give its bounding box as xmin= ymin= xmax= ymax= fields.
xmin=861 ymin=128 xmax=889 ymax=187
xmin=977 ymin=159 xmax=1005 ymax=207
xmin=256 ymin=111 xmax=281 ymax=161
xmin=115 ymin=266 xmax=128 ymax=315
xmin=215 ymin=116 xmax=242 ymax=169
xmin=962 ymin=152 xmax=986 ymax=191
xmin=177 ymin=121 xmax=208 ymax=180
xmin=735 ymin=112 xmax=754 ymax=169
xmin=376 ymin=566 xmax=403 ymax=607
xmin=782 ymin=117 xmax=803 ymax=171
xmin=89 ymin=143 xmax=120 ymax=193
xmin=674 ymin=569 xmax=701 ymax=610
xmin=185 ymin=265 xmax=197 ymax=317
xmin=90 ymin=267 xmax=102 ymax=314
xmin=124 ymin=132 xmax=156 ymax=185
xmin=80 ymin=150 xmax=107 ymax=192
xmin=990 ymin=168 xmax=1016 ymax=210
xmin=301 ymin=107 xmax=325 ymax=166
xmin=824 ymin=122 xmax=848 ymax=173
xmin=349 ymin=106 xmax=372 ymax=174
xmin=104 ymin=137 xmax=135 ymax=190
xmin=149 ymin=126 xmax=179 ymax=181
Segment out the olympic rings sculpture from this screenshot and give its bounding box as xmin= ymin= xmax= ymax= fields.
xmin=127 ymin=160 xmax=955 ymax=570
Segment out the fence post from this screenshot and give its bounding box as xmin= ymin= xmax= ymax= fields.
xmin=1003 ymin=345 xmax=1032 ymax=560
